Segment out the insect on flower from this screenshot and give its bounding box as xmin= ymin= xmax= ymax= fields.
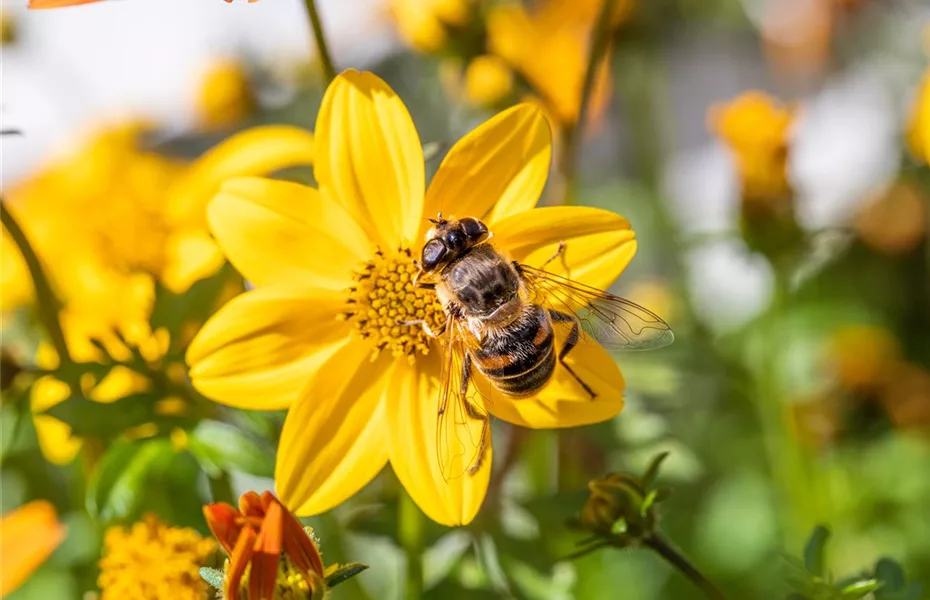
xmin=413 ymin=215 xmax=674 ymax=480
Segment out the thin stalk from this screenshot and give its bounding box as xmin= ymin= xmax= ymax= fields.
xmin=399 ymin=490 xmax=424 ymax=600
xmin=303 ymin=0 xmax=336 ymax=84
xmin=644 ymin=534 xmax=727 ymax=600
xmin=0 ymin=198 xmax=71 ymax=364
xmin=558 ymin=0 xmax=618 ymax=205
xmin=208 ymin=470 xmax=236 ymax=505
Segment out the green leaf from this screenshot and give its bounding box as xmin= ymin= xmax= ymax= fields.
xmin=199 ymin=567 xmax=225 ymax=591
xmin=803 ymin=525 xmax=831 ymax=577
xmin=873 ymin=558 xmax=905 ymax=592
xmin=86 ymin=439 xmax=175 ymax=522
xmin=324 ymin=562 xmax=369 ymax=587
xmin=642 ymin=451 xmax=670 ymax=488
xmin=839 ymin=579 xmax=881 ymax=598
xmin=44 ymin=393 xmax=163 ymax=438
xmin=610 ymin=518 xmax=628 ymax=535
xmin=188 ymin=420 xmax=274 ymax=478
xmin=640 ymin=489 xmax=658 ymax=517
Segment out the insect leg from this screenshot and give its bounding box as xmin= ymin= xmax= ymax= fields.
xmin=538 ymin=241 xmax=571 ymax=279
xmin=459 ymin=354 xmax=490 ymax=475
xmin=396 ymin=318 xmax=445 ymax=338
xmin=549 ymin=309 xmax=596 ymax=399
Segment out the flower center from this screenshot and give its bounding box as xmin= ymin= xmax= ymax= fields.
xmin=344 ymin=247 xmax=445 ymax=359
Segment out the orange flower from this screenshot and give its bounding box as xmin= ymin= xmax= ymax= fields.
xmin=204 ymin=491 xmax=326 ymax=600
xmin=0 ymin=501 xmax=67 ymax=596
xmin=29 ymin=0 xmax=103 ymax=8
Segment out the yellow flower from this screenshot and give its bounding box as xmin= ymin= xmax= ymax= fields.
xmin=195 ymin=58 xmax=256 ymax=131
xmin=389 ymin=0 xmax=473 ymax=54
xmin=907 ymin=66 xmax=930 ymax=165
xmin=98 ymin=514 xmax=217 ymax=600
xmin=709 ymin=91 xmax=795 ymax=200
xmin=4 ymin=122 xmax=314 ymax=464
xmin=486 ymin=0 xmax=620 ymax=126
xmin=825 ymin=324 xmax=899 ymax=392
xmin=855 ymin=181 xmax=927 ymax=256
xmin=0 ymin=500 xmax=67 ymax=596
xmin=187 ymin=70 xmax=636 ymax=525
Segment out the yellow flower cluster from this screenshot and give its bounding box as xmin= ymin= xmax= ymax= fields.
xmin=97 ymin=515 xmax=216 ymax=600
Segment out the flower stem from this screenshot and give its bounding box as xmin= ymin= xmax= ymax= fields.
xmin=644 ymin=533 xmax=727 ymax=600
xmin=0 ymin=198 xmax=71 ymax=365
xmin=303 ymin=0 xmax=336 ymax=84
xmin=558 ymin=0 xmax=617 ymax=205
xmin=399 ymin=490 xmax=424 ymax=600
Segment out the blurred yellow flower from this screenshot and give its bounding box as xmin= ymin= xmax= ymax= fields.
xmin=0 ymin=500 xmax=67 ymax=596
xmin=825 ymin=324 xmax=900 ymax=392
xmin=855 ymin=181 xmax=927 ymax=256
xmin=4 ymin=122 xmax=314 ymax=464
xmin=389 ymin=0 xmax=473 ymax=54
xmin=98 ymin=514 xmax=216 ymax=600
xmin=709 ymin=91 xmax=795 ymax=200
xmin=195 ymin=58 xmax=256 ymax=131
xmin=187 ymin=70 xmax=635 ymax=525
xmin=0 ymin=10 xmax=17 ymax=45
xmin=907 ymin=66 xmax=930 ymax=165
xmin=487 ymin=0 xmax=623 ymax=126
xmin=464 ymin=54 xmax=513 ymax=108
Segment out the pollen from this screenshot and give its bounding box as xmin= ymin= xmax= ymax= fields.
xmin=344 ymin=247 xmax=445 ymax=360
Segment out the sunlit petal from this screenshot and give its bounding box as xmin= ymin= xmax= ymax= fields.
xmin=203 ymin=503 xmax=243 ymax=556
xmin=208 ymin=177 xmax=369 ymax=289
xmin=0 ymin=501 xmax=67 ymax=596
xmin=422 ymin=103 xmax=551 ymax=237
xmin=225 ymin=526 xmax=257 ymax=600
xmin=493 ymin=206 xmax=636 ymax=289
xmin=187 ymin=287 xmax=350 ymax=410
xmin=276 ymin=338 xmax=391 ymax=516
xmin=484 ymin=326 xmax=625 ymax=428
xmin=250 ymin=500 xmax=283 ymax=600
xmin=386 ymin=354 xmax=491 ymax=526
xmin=315 ymin=70 xmax=425 ymax=248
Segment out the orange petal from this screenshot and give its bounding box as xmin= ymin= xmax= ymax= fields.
xmin=0 ymin=501 xmax=67 ymax=596
xmin=239 ymin=491 xmax=265 ymax=519
xmin=278 ymin=497 xmax=325 ymax=577
xmin=203 ymin=503 xmax=243 ymax=555
xmin=225 ymin=525 xmax=257 ymax=600
xmin=250 ymin=500 xmax=283 ymax=600
xmin=29 ymin=0 xmax=102 ymax=7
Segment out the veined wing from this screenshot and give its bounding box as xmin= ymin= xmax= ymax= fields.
xmin=436 ymin=315 xmax=490 ymax=482
xmin=518 ymin=264 xmax=674 ymax=351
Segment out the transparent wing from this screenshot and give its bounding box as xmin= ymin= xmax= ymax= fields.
xmin=518 ymin=264 xmax=674 ymax=351
xmin=436 ymin=316 xmax=491 ymax=482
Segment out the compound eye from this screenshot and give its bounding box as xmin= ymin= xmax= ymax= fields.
xmin=446 ymin=229 xmax=466 ymax=252
xmin=421 ymin=239 xmax=447 ymax=271
xmin=459 ymin=217 xmax=488 ymax=242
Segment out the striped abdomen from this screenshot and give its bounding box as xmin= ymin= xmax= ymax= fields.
xmin=471 ymin=304 xmax=555 ymax=397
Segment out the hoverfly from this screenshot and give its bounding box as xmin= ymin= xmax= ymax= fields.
xmin=410 ymin=214 xmax=674 ymax=481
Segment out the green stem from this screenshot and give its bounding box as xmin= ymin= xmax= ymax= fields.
xmin=399 ymin=490 xmax=424 ymax=600
xmin=644 ymin=534 xmax=727 ymax=600
xmin=208 ymin=470 xmax=236 ymax=505
xmin=0 ymin=198 xmax=71 ymax=364
xmin=303 ymin=0 xmax=337 ymax=84
xmin=558 ymin=0 xmax=618 ymax=205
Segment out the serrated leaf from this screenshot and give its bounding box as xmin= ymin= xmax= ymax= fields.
xmin=86 ymin=439 xmax=175 ymax=522
xmin=840 ymin=579 xmax=881 ymax=598
xmin=199 ymin=567 xmax=225 ymax=591
xmin=324 ymin=562 xmax=368 ymax=587
xmin=642 ymin=451 xmax=670 ymax=488
xmin=803 ymin=525 xmax=831 ymax=577
xmin=188 ymin=420 xmax=274 ymax=478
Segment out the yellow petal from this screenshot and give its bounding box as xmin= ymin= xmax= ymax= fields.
xmin=208 ymin=177 xmax=369 ymax=289
xmin=161 ymin=230 xmax=226 ymax=293
xmin=276 ymin=339 xmax=390 ymax=516
xmin=186 ymin=287 xmax=350 ymax=410
xmin=167 ymin=125 xmax=316 ymax=229
xmin=492 ymin=206 xmax=636 ymax=290
xmin=0 ymin=501 xmax=67 ymax=597
xmin=30 ymin=377 xmax=81 ymax=465
xmin=387 ymin=354 xmax=491 ymax=526
xmin=484 ymin=327 xmax=625 ymax=429
xmin=422 ymin=103 xmax=551 ymax=236
xmin=315 ymin=70 xmax=425 ymax=248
